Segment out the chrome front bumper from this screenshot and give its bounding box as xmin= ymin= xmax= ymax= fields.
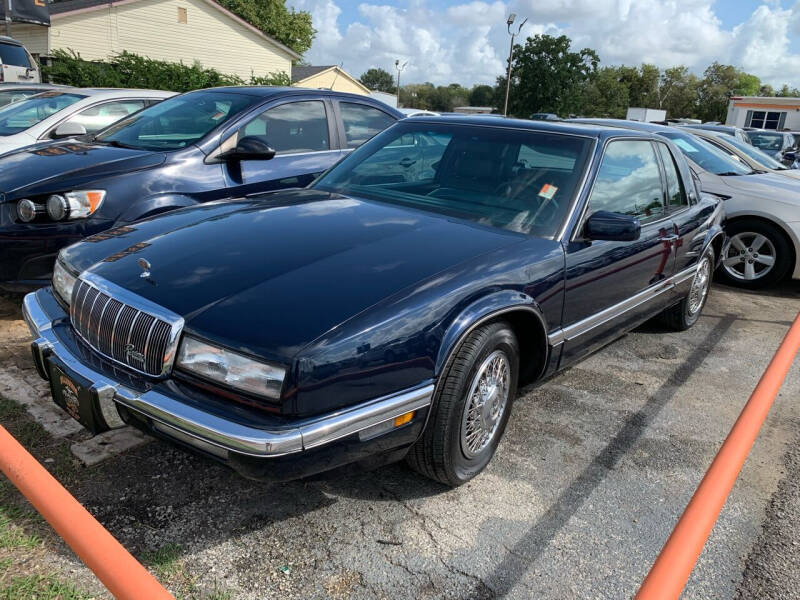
xmin=23 ymin=289 xmax=433 ymax=460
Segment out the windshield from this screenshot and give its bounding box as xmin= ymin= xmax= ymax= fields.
xmin=0 ymin=92 xmax=84 ymax=136
xmin=0 ymin=88 xmax=40 ymax=108
xmin=660 ymin=131 xmax=752 ymax=175
xmin=748 ymin=131 xmax=786 ymax=152
xmin=715 ymin=133 xmax=787 ymax=170
xmin=95 ymin=91 xmax=263 ymax=150
xmin=313 ymin=122 xmax=593 ymax=237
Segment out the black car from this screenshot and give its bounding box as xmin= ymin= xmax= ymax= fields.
xmin=0 ymin=87 xmax=402 ymax=290
xmin=23 ymin=117 xmax=724 ymax=485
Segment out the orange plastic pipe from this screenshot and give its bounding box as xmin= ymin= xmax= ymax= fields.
xmin=0 ymin=426 xmax=174 ymax=600
xmin=637 ymin=312 xmax=800 ymax=600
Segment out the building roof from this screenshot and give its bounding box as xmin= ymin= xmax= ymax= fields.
xmin=291 ymin=65 xmax=371 ymax=95
xmin=291 ymin=65 xmax=335 ymax=83
xmin=48 ymin=0 xmax=301 ymax=60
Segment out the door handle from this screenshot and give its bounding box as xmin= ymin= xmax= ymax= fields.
xmin=659 ymin=234 xmax=679 ymax=242
xmin=398 ymin=158 xmax=417 ymax=168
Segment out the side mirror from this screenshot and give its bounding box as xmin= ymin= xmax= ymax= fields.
xmin=218 ymin=136 xmax=276 ymax=162
xmin=584 ymin=210 xmax=641 ymax=242
xmin=52 ymin=122 xmax=87 ymax=139
xmin=782 ymin=150 xmax=797 ymax=162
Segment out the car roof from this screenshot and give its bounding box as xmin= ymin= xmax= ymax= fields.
xmin=569 ymin=118 xmax=678 ymax=135
xmin=0 ymin=36 xmax=24 ymax=47
xmin=31 ymin=88 xmax=175 ymax=99
xmin=404 ymin=115 xmax=656 ymax=140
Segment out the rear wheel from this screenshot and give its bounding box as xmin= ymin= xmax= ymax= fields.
xmin=717 ymin=221 xmax=792 ymax=289
xmin=660 ymin=247 xmax=714 ymax=331
xmin=407 ymin=321 xmax=519 ymax=486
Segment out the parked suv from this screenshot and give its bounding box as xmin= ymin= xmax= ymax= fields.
xmin=0 ymin=87 xmax=402 ymax=289
xmin=0 ymin=37 xmax=39 ymax=83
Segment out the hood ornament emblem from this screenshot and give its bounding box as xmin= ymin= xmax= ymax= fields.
xmin=137 ymin=258 xmax=151 ymax=279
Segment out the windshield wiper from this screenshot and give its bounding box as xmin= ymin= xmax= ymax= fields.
xmin=717 ymin=171 xmax=744 ymax=176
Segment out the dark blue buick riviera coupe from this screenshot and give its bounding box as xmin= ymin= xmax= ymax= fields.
xmin=0 ymin=87 xmax=400 ymax=290
xmin=23 ymin=117 xmax=724 ymax=485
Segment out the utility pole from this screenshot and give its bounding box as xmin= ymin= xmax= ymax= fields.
xmin=503 ymin=13 xmax=527 ymax=117
xmin=395 ymin=59 xmax=407 ymax=108
xmin=5 ymin=0 xmax=12 ymax=37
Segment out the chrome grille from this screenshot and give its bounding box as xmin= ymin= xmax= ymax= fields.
xmin=69 ymin=276 xmax=183 ymax=377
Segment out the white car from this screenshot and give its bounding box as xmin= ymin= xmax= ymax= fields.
xmin=574 ymin=118 xmax=800 ymax=289
xmin=0 ymin=88 xmax=175 ymax=154
xmin=0 ymin=37 xmax=39 ymax=83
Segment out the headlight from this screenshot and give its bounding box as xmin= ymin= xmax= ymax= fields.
xmin=17 ymin=199 xmax=39 ymax=222
xmin=57 ymin=190 xmax=106 ymax=220
xmin=176 ymin=336 xmax=285 ymax=399
xmin=52 ymin=259 xmax=78 ymax=306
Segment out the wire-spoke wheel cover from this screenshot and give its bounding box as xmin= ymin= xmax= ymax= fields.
xmin=460 ymin=350 xmax=510 ymax=459
xmin=688 ymin=255 xmax=712 ymax=315
xmin=722 ymin=232 xmax=777 ymax=281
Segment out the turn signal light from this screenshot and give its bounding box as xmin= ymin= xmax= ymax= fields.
xmin=393 ymin=411 xmax=415 ymax=427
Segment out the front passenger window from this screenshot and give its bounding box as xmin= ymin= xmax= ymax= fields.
xmin=588 ymin=140 xmax=666 ymax=224
xmin=242 ymin=101 xmax=329 ymax=154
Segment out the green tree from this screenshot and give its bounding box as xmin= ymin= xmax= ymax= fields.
xmin=216 ymin=0 xmax=315 ymax=55
xmin=580 ymin=66 xmax=629 ymax=118
xmin=659 ymin=66 xmax=700 ymax=118
xmin=469 ymin=84 xmax=496 ymax=107
xmin=697 ymin=62 xmax=761 ymax=122
xmin=359 ymin=68 xmax=396 ymax=93
xmin=498 ymin=34 xmax=599 ymax=117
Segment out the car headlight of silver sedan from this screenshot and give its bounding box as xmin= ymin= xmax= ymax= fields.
xmin=52 ymin=259 xmax=78 ymax=306
xmin=176 ymin=336 xmax=285 ymax=399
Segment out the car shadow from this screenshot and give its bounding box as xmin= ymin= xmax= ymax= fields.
xmin=0 ymin=292 xmax=24 ymax=321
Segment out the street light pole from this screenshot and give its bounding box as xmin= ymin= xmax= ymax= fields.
xmin=395 ymin=59 xmax=407 ymax=108
xmin=503 ymin=13 xmax=527 ymax=117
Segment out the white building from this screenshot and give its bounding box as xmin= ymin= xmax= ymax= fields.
xmin=726 ymin=96 xmax=800 ymax=130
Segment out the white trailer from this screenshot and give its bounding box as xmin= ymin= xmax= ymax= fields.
xmin=626 ymin=107 xmax=667 ymax=122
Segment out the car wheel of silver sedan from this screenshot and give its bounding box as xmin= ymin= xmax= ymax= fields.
xmin=718 ymin=220 xmax=792 ymax=289
xmin=406 ymin=321 xmax=519 ymax=486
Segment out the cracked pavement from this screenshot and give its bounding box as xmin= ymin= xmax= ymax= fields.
xmin=0 ymin=279 xmax=798 ymax=599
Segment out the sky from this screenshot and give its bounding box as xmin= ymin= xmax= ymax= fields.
xmin=286 ymin=0 xmax=800 ymax=89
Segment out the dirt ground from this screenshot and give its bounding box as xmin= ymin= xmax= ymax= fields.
xmin=0 ymin=279 xmax=798 ymax=599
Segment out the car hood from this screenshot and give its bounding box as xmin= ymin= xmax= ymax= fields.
xmin=72 ymin=190 xmax=527 ymax=362
xmin=0 ymin=140 xmax=166 ymax=200
xmin=720 ymin=172 xmax=800 ymax=205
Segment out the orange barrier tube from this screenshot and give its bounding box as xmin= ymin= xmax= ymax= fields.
xmin=637 ymin=312 xmax=800 ymax=600
xmin=0 ymin=426 xmax=174 ymax=600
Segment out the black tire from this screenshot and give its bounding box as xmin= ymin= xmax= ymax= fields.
xmin=406 ymin=321 xmax=519 ymax=486
xmin=660 ymin=247 xmax=714 ymax=331
xmin=717 ymin=220 xmax=793 ymax=289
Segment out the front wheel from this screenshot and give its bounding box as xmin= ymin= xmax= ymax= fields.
xmin=406 ymin=321 xmax=519 ymax=486
xmin=717 ymin=221 xmax=792 ymax=289
xmin=660 ymin=247 xmax=714 ymax=331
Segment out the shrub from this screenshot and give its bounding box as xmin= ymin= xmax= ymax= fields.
xmin=43 ymin=49 xmax=290 ymax=92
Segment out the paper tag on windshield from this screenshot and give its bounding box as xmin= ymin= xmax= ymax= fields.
xmin=539 ymin=184 xmax=558 ymax=200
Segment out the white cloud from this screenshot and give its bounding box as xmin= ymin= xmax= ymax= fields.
xmin=289 ymin=0 xmax=800 ymax=88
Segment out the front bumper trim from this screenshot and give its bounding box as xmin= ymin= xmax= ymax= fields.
xmin=23 ymin=290 xmax=434 ymax=459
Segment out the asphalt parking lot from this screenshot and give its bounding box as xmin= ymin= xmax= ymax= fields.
xmin=1 ymin=280 xmax=798 ymax=599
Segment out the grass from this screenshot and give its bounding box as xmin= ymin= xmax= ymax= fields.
xmin=141 ymin=542 xmax=184 ymax=579
xmin=0 ymin=574 xmax=93 ymax=600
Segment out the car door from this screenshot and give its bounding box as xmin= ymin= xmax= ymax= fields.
xmin=560 ymin=138 xmax=676 ymax=365
xmin=654 ymin=142 xmax=712 ymax=275
xmin=222 ymin=98 xmax=342 ymax=195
